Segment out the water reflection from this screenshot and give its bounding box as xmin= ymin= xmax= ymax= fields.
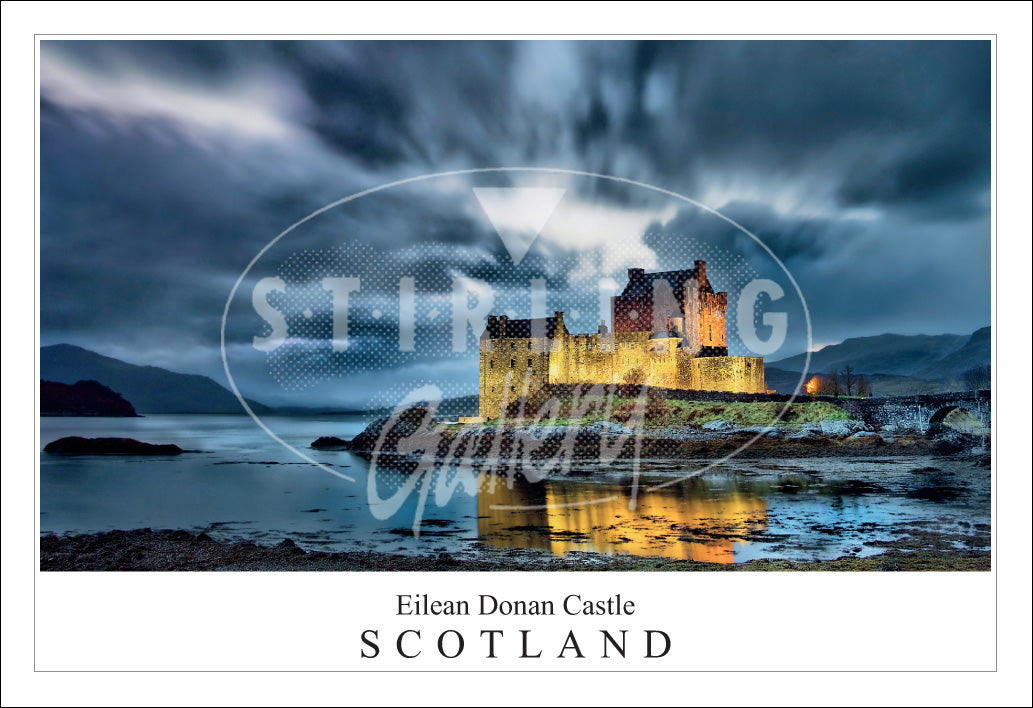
xmin=477 ymin=473 xmax=768 ymax=563
xmin=40 ymin=416 xmax=990 ymax=564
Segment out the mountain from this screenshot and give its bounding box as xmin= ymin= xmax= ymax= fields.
xmin=40 ymin=344 xmax=270 ymax=414
xmin=914 ymin=326 xmax=991 ymax=381
xmin=770 ymin=332 xmax=970 ymax=377
xmin=41 ymin=379 xmax=139 ymax=417
xmin=765 ymin=327 xmax=990 ymax=396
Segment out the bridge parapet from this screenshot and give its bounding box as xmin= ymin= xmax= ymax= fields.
xmin=855 ymin=390 xmax=991 ymax=434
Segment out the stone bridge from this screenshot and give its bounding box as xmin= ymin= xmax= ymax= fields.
xmin=840 ymin=390 xmax=991 ymax=435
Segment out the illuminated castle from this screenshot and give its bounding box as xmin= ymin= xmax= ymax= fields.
xmin=477 ymin=262 xmax=766 ymax=419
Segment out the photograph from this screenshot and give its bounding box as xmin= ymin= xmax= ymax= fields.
xmin=37 ymin=38 xmax=994 ymax=573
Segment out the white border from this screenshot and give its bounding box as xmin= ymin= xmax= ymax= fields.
xmin=3 ymin=2 xmax=1030 ymax=706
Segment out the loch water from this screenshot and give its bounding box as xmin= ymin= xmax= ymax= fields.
xmin=40 ymin=415 xmax=990 ymax=564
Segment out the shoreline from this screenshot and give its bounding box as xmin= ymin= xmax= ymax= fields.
xmin=40 ymin=529 xmax=990 ymax=572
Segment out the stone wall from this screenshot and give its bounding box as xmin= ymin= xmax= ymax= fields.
xmin=681 ymin=355 xmax=766 ymax=395
xmin=478 ymin=329 xmax=768 ymax=418
xmin=478 ymin=335 xmax=554 ymax=419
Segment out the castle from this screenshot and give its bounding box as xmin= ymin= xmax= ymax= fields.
xmin=477 ymin=261 xmax=767 ymax=419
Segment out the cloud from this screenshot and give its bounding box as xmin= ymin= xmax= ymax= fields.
xmin=38 ymin=40 xmax=991 ymax=407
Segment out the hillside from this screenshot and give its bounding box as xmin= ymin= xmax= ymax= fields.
xmin=41 ymin=379 xmax=139 ymax=417
xmin=764 ymin=327 xmax=990 ymax=396
xmin=764 ymin=366 xmax=951 ymax=397
xmin=40 ymin=344 xmax=270 ymax=415
xmin=770 ymin=332 xmax=969 ymax=377
xmin=915 ymin=326 xmax=990 ymax=381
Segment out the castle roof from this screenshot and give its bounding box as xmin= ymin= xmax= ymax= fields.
xmin=619 ymin=266 xmax=714 ymax=298
xmin=481 ymin=313 xmax=567 ymax=340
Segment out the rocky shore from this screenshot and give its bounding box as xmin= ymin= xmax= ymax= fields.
xmin=40 ymin=529 xmax=989 ymax=572
xmin=324 ymin=408 xmax=989 ymax=465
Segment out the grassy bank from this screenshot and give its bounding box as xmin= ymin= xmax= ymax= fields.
xmin=490 ymin=394 xmax=849 ymax=428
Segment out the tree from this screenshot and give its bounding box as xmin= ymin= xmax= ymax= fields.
xmin=820 ymin=368 xmax=841 ymax=397
xmin=844 ymin=365 xmax=854 ymax=396
xmin=855 ymin=375 xmax=872 ymax=398
xmin=961 ymin=364 xmax=991 ymax=390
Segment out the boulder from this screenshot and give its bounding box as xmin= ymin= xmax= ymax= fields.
xmin=702 ymin=419 xmax=733 ymax=431
xmin=523 ymin=425 xmax=571 ymax=440
xmin=742 ymin=425 xmax=782 ymax=438
xmin=849 ymin=431 xmax=881 ymax=439
xmin=819 ymin=419 xmax=869 ymax=437
xmin=586 ymin=421 xmax=633 ymax=436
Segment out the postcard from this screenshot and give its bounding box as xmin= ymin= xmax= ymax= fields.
xmin=24 ymin=29 xmax=1022 ymax=693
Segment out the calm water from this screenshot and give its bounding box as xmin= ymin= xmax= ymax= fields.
xmin=40 ymin=415 xmax=991 ymax=564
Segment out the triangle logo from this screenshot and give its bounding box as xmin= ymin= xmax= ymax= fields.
xmin=473 ymin=187 xmax=566 ymax=265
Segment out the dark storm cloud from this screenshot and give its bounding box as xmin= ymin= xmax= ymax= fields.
xmin=39 ymin=39 xmax=990 ymax=406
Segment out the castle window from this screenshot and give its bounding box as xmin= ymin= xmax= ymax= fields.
xmin=510 ymin=342 xmax=516 ymax=350
xmin=511 ymin=386 xmax=515 ymax=392
xmin=527 ymin=358 xmax=533 ymax=368
xmin=491 ymin=386 xmax=495 ymax=392
xmin=527 ymin=341 xmax=531 ymax=349
xmin=490 ymin=360 xmax=494 ymax=369
xmin=510 ymin=358 xmax=515 ymax=368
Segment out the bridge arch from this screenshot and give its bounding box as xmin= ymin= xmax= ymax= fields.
xmin=927 ymin=405 xmax=983 ymax=435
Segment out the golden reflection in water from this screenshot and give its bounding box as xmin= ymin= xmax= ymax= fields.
xmin=476 ymin=473 xmax=768 ymax=563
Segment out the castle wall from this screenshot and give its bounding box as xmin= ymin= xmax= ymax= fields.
xmin=681 ymin=355 xmax=766 ymax=395
xmin=478 ymin=330 xmax=767 ymax=418
xmin=478 ymin=335 xmax=553 ymax=419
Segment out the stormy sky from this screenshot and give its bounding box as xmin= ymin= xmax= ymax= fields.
xmin=40 ymin=40 xmax=991 ymax=407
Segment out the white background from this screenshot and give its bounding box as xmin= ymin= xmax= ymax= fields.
xmin=4 ymin=1 xmax=1031 ymax=705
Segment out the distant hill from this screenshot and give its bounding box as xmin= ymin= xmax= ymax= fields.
xmin=275 ymin=394 xmax=480 ymax=418
xmin=764 ymin=366 xmax=951 ymax=397
xmin=914 ymin=326 xmax=991 ymax=382
xmin=358 ymin=393 xmax=480 ymax=418
xmin=40 ymin=344 xmax=270 ymax=414
xmin=770 ymin=332 xmax=970 ymax=377
xmin=765 ymin=327 xmax=990 ymax=396
xmin=41 ymin=379 xmax=139 ymax=417
xmin=762 ymin=367 xmax=811 ymax=395
xmin=433 ymin=394 xmax=479 ymax=417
